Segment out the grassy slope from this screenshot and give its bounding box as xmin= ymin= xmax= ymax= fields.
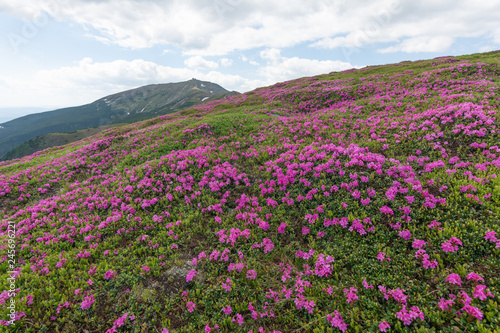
xmin=1 ymin=126 xmax=124 ymax=161
xmin=2 ymin=90 xmax=239 ymax=162
xmin=0 ymin=51 xmax=499 ymax=332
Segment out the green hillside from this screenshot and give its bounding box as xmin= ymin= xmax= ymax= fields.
xmin=1 ymin=126 xmax=122 ymax=161
xmin=0 ymin=51 xmax=499 ymax=332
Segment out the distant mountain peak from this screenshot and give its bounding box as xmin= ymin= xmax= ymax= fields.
xmin=0 ymin=79 xmax=239 ymax=160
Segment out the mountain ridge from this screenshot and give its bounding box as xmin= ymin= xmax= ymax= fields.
xmin=0 ymin=79 xmax=239 ymax=160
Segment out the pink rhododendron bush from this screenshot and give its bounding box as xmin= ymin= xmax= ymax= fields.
xmin=1 ymin=51 xmax=499 ymax=332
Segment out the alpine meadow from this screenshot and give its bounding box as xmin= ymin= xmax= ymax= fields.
xmin=1 ymin=51 xmax=500 ymax=332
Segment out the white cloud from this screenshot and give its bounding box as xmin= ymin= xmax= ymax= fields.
xmin=184 ymin=56 xmax=219 ymax=70
xmin=312 ymin=1 xmax=500 ymax=54
xmin=260 ymin=48 xmax=283 ymax=65
xmin=220 ymin=58 xmax=233 ymax=67
xmin=2 ymin=0 xmax=500 ymax=110
xmin=0 ymin=58 xmax=265 ymax=107
xmin=494 ymin=28 xmax=500 ymax=44
xmin=311 ymin=36 xmax=350 ymax=50
xmin=479 ymin=45 xmax=496 ymax=52
xmin=2 ymin=0 xmax=498 ymax=55
xmin=258 ymin=48 xmax=355 ymax=83
xmin=0 ymin=52 xmax=356 ymax=108
xmin=378 ymin=36 xmax=455 ymax=53
xmin=240 ymin=56 xmax=259 ymax=66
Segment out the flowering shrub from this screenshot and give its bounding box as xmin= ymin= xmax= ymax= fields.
xmin=0 ymin=51 xmax=499 ymax=331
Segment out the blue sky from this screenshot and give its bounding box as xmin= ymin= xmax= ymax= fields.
xmin=0 ymin=0 xmax=499 ymax=122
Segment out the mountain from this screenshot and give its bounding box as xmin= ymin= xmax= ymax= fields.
xmin=0 ymin=107 xmax=51 ymax=123
xmin=0 ymin=51 xmax=499 ymax=332
xmin=0 ymin=126 xmax=116 ymax=161
xmin=0 ymin=79 xmax=238 ymax=160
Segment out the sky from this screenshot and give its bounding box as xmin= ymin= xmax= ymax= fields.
xmin=0 ymin=0 xmax=499 ymax=122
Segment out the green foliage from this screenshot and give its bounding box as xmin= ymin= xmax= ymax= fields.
xmin=0 ymin=50 xmax=499 ymax=332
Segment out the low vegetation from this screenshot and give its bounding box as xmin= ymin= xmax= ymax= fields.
xmin=0 ymin=51 xmax=499 ymax=332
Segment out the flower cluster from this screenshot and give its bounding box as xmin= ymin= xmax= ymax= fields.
xmin=0 ymin=52 xmax=499 ymax=331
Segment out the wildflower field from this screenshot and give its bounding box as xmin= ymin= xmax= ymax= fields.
xmin=1 ymin=51 xmax=500 ymax=332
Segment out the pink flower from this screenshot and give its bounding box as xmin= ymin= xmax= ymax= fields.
xmin=246 ymin=270 xmax=257 ymax=280
xmin=445 ymin=273 xmax=462 ymax=286
xmin=409 ymin=306 xmax=424 ymax=321
xmin=232 ymin=313 xmax=244 ymax=326
xmin=427 ymin=220 xmax=442 ymax=229
xmin=473 ymin=285 xmax=494 ymax=300
xmin=277 ymin=222 xmax=287 ymax=233
xmin=396 ymin=306 xmax=424 ymax=326
xmin=141 ymin=266 xmax=150 ymax=272
xmin=438 ymin=298 xmax=454 ymax=311
xmin=466 ymin=272 xmax=484 ymax=283
xmin=262 ymin=238 xmax=274 ymax=253
xmin=327 ymin=311 xmax=348 ymax=332
xmin=88 ymin=265 xmax=97 ymax=276
xmin=344 ymin=287 xmax=358 ymax=303
xmin=389 ymin=288 xmax=408 ymax=304
xmin=399 ymin=230 xmax=411 ymax=240
xmin=323 ymin=285 xmax=334 ymax=296
xmin=442 ymin=237 xmax=462 ymax=253
xmin=186 ymin=270 xmax=197 ymax=282
xmin=222 ymin=278 xmax=232 ymax=292
xmin=379 ymin=321 xmax=390 ymax=332
xmin=223 ymin=305 xmax=232 ymax=315
xmin=412 ymin=239 xmax=426 ymax=249
xmin=380 ymin=205 xmax=394 ymax=215
xmin=462 ymin=305 xmax=483 ymax=321
xmin=186 ymin=301 xmax=196 ymax=313
xmin=56 ymin=258 xmax=67 ymax=268
xmin=459 ymin=291 xmax=472 ymax=305
xmin=377 ymin=252 xmax=390 ymax=262
xmin=104 ymin=270 xmax=116 ymax=280
xmin=441 ymin=241 xmax=455 ymax=252
xmin=362 ymin=279 xmax=374 ymax=289
xmin=80 ymin=294 xmax=95 ymax=310
xmin=113 ymin=313 xmax=128 ymax=327
xmin=484 ymin=231 xmax=497 ymax=242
